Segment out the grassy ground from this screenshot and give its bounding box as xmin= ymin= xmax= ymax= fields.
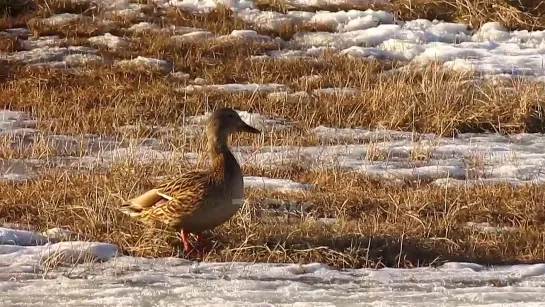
xmin=1 ymin=0 xmax=545 ymax=269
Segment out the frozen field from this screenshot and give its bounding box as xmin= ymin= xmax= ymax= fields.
xmin=5 ymin=108 xmax=545 ymax=186
xmin=3 ymin=0 xmax=545 ymax=305
xmin=2 ymin=0 xmax=545 ymax=79
xmin=2 ymin=227 xmax=545 ymax=306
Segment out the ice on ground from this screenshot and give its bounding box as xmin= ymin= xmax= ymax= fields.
xmin=7 ymin=108 xmax=545 ymax=186
xmin=127 ymin=21 xmax=161 ymax=33
xmin=114 ymin=56 xmax=172 ymax=70
xmin=312 ymin=87 xmax=360 ymax=95
xmin=0 ymin=46 xmax=99 ymax=66
xmin=267 ymin=91 xmax=312 ymax=103
xmin=286 ymin=0 xmax=390 ymax=8
xmin=171 ymin=30 xmax=216 ymax=43
xmin=2 ymin=227 xmax=545 ymax=305
xmin=230 ymin=129 xmax=545 ymax=186
xmin=8 ymin=110 xmax=545 ymax=186
xmin=89 ymin=146 xmax=189 ymax=166
xmin=0 ymin=110 xmax=37 ymax=132
xmin=229 ymin=29 xmax=272 ymax=40
xmin=88 ymin=33 xmax=130 ymax=50
xmin=5 ymin=2 xmax=545 ymax=78
xmin=169 ymin=71 xmax=191 ymax=79
xmin=37 ymin=13 xmax=84 ymax=26
xmin=244 ymin=176 xmax=311 ymax=192
xmin=465 ymin=222 xmax=518 ymax=234
xmin=0 ymin=228 xmax=118 ymax=266
xmin=0 ymin=173 xmax=31 ymax=182
xmin=177 ymin=83 xmax=289 ymax=94
xmin=0 ymin=228 xmax=52 ymax=246
xmin=19 ymin=36 xmax=64 ymax=50
xmin=1 ymin=28 xmax=29 ymax=38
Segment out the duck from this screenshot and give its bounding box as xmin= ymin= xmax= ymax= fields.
xmin=119 ymin=107 xmax=261 ymax=256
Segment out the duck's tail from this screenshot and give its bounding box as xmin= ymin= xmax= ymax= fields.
xmin=118 ymin=189 xmax=166 ymax=219
xmin=119 ymin=202 xmax=144 ymax=218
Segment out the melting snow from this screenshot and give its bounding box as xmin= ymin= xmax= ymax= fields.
xmin=88 ymin=33 xmax=130 ymax=50
xmin=312 ymin=87 xmax=361 ymax=95
xmin=0 ymin=110 xmax=37 ymax=132
xmin=3 ymin=3 xmax=545 ymax=78
xmin=4 ymin=1 xmax=545 ymax=304
xmin=0 ymin=0 xmax=545 ymax=80
xmin=38 ymin=13 xmax=84 ymax=26
xmin=244 ymin=176 xmax=311 ymax=192
xmin=0 ymin=46 xmax=99 ymax=66
xmin=7 ymin=110 xmax=545 ymax=186
xmin=114 ymin=56 xmax=171 ymax=70
xmin=177 ymin=83 xmax=289 ymax=94
xmin=1 ymin=227 xmax=545 ymax=305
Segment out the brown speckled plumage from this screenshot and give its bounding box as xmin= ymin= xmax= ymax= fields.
xmin=119 ymin=107 xmax=261 ymax=255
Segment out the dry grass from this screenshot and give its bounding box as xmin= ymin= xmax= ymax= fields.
xmin=2 ymin=160 xmax=545 ymax=268
xmin=256 ymin=0 xmax=545 ymax=31
xmin=2 ymin=0 xmax=545 ymax=269
xmin=2 ymin=62 xmax=544 ymax=137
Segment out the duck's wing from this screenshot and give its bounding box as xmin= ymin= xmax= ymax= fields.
xmin=119 ymin=170 xmax=213 ymax=225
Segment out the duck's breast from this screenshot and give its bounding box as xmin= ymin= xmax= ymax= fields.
xmin=179 ymin=151 xmax=245 ymax=232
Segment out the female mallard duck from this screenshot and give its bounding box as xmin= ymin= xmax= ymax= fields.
xmin=119 ymin=107 xmax=261 ymax=255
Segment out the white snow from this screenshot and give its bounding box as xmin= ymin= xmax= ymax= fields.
xmin=19 ymin=36 xmax=64 ymax=50
xmin=0 ymin=46 xmax=99 ymax=66
xmin=286 ymin=0 xmax=389 ymax=8
xmin=88 ymin=33 xmax=129 ymax=50
xmin=6 ymin=2 xmax=545 ymax=304
xmin=127 ymin=21 xmax=161 ymax=33
xmin=1 ymin=226 xmax=545 ymax=305
xmin=312 ymin=87 xmax=360 ymax=95
xmin=171 ymin=30 xmax=216 ymax=43
xmin=114 ymin=56 xmax=171 ymax=70
xmin=267 ymin=91 xmax=312 ymax=104
xmin=3 ymin=0 xmax=545 ymax=79
xmin=8 ymin=110 xmax=545 ymax=186
xmin=0 ymin=110 xmax=37 ymax=132
xmin=5 ymin=5 xmax=545 ymax=79
xmin=244 ymin=176 xmax=311 ymax=192
xmin=465 ymin=222 xmax=518 ymax=234
xmin=177 ymin=83 xmax=289 ymax=94
xmin=38 ymin=13 xmax=84 ymax=26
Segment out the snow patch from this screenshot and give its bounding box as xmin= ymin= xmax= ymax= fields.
xmin=88 ymin=33 xmax=130 ymax=50
xmin=1 ymin=226 xmax=545 ymax=306
xmin=177 ymin=83 xmax=289 ymax=94
xmin=244 ymin=176 xmax=311 ymax=192
xmin=114 ymin=56 xmax=171 ymax=70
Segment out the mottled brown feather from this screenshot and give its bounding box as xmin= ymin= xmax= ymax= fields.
xmin=119 ymin=107 xmax=260 ymax=237
xmin=138 ymin=166 xmax=222 ymax=228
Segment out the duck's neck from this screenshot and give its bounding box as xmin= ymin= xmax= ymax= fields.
xmin=207 ymin=132 xmax=228 ymax=159
xmin=207 ymin=133 xmax=240 ymax=172
xmin=206 ymin=132 xmax=243 ymax=193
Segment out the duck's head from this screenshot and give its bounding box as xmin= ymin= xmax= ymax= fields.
xmin=206 ymin=107 xmax=261 ymax=139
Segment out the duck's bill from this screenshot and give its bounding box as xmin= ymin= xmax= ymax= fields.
xmin=239 ymin=122 xmax=261 ymax=134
